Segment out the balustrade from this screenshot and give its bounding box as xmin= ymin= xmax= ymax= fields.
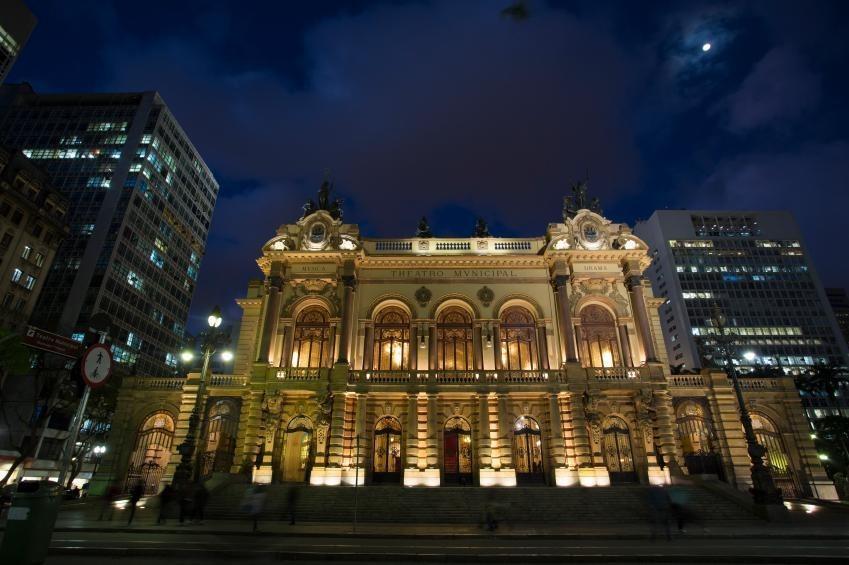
xmin=591 ymin=367 xmax=641 ymax=381
xmin=208 ymin=374 xmax=248 ymax=387
xmin=668 ymin=374 xmax=706 ymax=387
xmin=276 ymin=367 xmax=324 ymax=380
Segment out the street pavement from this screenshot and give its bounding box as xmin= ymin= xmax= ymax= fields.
xmin=2 ymin=500 xmax=849 ymax=563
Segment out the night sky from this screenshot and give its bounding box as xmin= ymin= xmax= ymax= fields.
xmin=9 ymin=1 xmax=849 ymax=335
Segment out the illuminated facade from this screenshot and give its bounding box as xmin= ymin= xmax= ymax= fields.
xmin=92 ymin=184 xmax=836 ymax=501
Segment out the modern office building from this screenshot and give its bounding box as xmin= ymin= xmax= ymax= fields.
xmin=635 ymin=210 xmax=848 ymax=374
xmin=826 ymin=287 xmax=849 ymax=351
xmin=0 ymin=146 xmax=68 ymax=332
xmin=0 ymin=1 xmax=36 ymax=84
xmin=0 ymin=84 xmax=219 ymax=376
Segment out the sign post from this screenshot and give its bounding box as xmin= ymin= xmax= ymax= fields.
xmin=57 ymin=336 xmax=112 ymax=488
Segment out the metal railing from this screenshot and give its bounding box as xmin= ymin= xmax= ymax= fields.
xmin=277 ymin=367 xmax=325 ymax=380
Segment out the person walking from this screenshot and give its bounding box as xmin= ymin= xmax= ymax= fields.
xmin=647 ymin=485 xmax=672 ymax=541
xmin=127 ymin=482 xmax=144 ymax=526
xmin=286 ymin=485 xmax=299 ymax=525
xmin=99 ymin=484 xmax=120 ymax=521
xmin=245 ymin=484 xmax=267 ymax=533
xmin=178 ymin=483 xmax=193 ymax=525
xmin=192 ymin=482 xmax=209 ymax=524
xmin=157 ymin=484 xmax=175 ymax=525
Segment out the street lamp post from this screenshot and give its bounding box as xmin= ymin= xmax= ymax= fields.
xmin=711 ymin=307 xmax=783 ymax=505
xmin=172 ymin=306 xmax=231 ymax=488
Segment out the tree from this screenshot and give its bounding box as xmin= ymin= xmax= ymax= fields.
xmin=0 ymin=351 xmax=75 ymax=486
xmin=814 ymin=415 xmax=849 ymax=474
xmin=795 ymin=362 xmax=849 ymax=412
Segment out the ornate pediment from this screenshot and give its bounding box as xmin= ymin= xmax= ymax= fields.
xmin=569 ymin=278 xmax=631 ymax=316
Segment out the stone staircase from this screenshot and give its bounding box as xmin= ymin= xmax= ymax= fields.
xmin=200 ymin=482 xmax=759 ymax=524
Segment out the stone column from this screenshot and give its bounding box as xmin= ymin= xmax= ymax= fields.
xmin=406 ymin=394 xmax=418 ymax=469
xmin=426 ymin=394 xmax=439 ymax=468
xmin=548 ymin=393 xmax=565 ymax=469
xmin=477 ymin=393 xmax=492 ymax=469
xmin=496 ymin=394 xmax=512 ymax=468
xmin=536 ymin=322 xmax=550 ymax=370
xmin=553 ymin=275 xmax=578 ymax=362
xmin=428 ymin=323 xmax=437 ymax=370
xmin=362 ymin=324 xmax=374 ymax=370
xmin=626 ymin=275 xmax=658 ymax=362
xmin=569 ymin=388 xmax=592 ymax=468
xmin=493 ymin=323 xmax=503 ymax=370
xmin=336 ymin=275 xmax=357 ymax=364
xmin=354 ymin=393 xmax=368 ymax=480
xmin=327 ymin=395 xmax=348 ymax=469
xmin=281 ymin=323 xmax=295 ymax=368
xmin=257 ymin=275 xmax=283 ymax=363
xmin=652 ymin=388 xmax=681 ymax=476
xmin=473 ymin=324 xmax=484 ymax=370
xmin=618 ymin=324 xmax=633 ymax=367
xmin=409 ymin=324 xmax=418 ymax=370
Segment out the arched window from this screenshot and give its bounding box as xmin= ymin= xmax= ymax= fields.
xmin=676 ymin=401 xmax=724 ymax=477
xmin=372 ymin=307 xmax=410 ymax=370
xmin=499 ymin=306 xmax=538 ymax=370
xmin=202 ymin=399 xmax=239 ymax=478
xmin=291 ymin=307 xmax=331 ymax=368
xmin=437 ymin=307 xmax=474 ymax=371
xmin=444 ymin=416 xmax=473 ymax=484
xmin=750 ymin=413 xmax=802 ymax=497
xmin=125 ymin=411 xmax=175 ymax=494
xmin=602 ymin=416 xmax=637 ymax=483
xmin=578 ymin=305 xmax=621 ymax=368
xmin=373 ymin=416 xmax=402 ymax=483
xmin=278 ymin=415 xmax=313 ymax=483
xmin=513 ymin=416 xmax=545 ymax=484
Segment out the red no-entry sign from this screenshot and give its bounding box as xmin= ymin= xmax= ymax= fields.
xmin=81 ymin=343 xmax=113 ymax=388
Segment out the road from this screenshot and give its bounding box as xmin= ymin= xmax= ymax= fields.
xmin=38 ymin=530 xmax=849 ymax=564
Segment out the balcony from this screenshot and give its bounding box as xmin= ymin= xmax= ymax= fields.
xmin=590 ymin=367 xmax=641 ymax=381
xmin=348 ymin=369 xmax=559 ymax=387
xmin=277 ymin=367 xmax=325 ymax=381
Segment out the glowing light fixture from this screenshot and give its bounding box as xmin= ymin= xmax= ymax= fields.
xmin=743 ymin=350 xmax=756 ymax=362
xmin=702 ymin=42 xmax=711 ymax=52
xmin=818 ymin=453 xmax=829 ymax=461
xmin=207 ymin=305 xmax=223 ymax=328
xmin=220 ymin=350 xmax=234 ymax=362
xmin=180 ymin=350 xmax=194 ymax=363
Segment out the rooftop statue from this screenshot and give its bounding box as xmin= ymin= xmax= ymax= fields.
xmin=416 ymin=216 xmax=433 ymax=238
xmin=474 ymin=217 xmax=491 ymax=238
xmin=562 ymin=180 xmax=603 ymax=220
xmin=301 ymin=178 xmax=343 ymax=221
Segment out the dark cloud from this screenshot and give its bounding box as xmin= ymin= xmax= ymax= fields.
xmin=724 ymin=47 xmax=821 ymax=133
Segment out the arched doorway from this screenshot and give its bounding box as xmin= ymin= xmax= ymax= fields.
xmin=278 ymin=415 xmax=313 ymax=483
xmin=124 ymin=411 xmax=174 ymax=494
xmin=751 ymin=413 xmax=801 ymax=498
xmin=373 ymin=416 xmax=402 ymax=483
xmin=291 ymin=307 xmax=332 ymax=368
xmin=603 ymin=416 xmax=637 ymax=484
xmin=372 ymin=307 xmax=411 ymax=370
xmin=513 ymin=416 xmax=545 ymax=485
xmin=443 ymin=416 xmax=473 ymax=485
xmin=578 ymin=305 xmax=622 ymax=368
xmin=676 ymin=401 xmax=724 ymax=479
xmin=499 ymin=306 xmax=538 ymax=371
xmin=437 ymin=307 xmax=474 ymax=371
xmin=201 ymin=399 xmax=239 ymax=479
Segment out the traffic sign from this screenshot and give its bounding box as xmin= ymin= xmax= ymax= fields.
xmin=81 ymin=343 xmax=113 ymax=388
xmin=22 ymin=325 xmax=82 ymax=358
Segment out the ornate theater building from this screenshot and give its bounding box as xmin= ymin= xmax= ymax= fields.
xmin=93 ymin=184 xmax=837 ymax=501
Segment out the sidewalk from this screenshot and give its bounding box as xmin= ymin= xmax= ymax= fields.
xmin=17 ymin=505 xmax=848 ymax=539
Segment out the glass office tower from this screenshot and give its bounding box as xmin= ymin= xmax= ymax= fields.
xmin=0 ymin=84 xmax=218 ymax=376
xmin=635 ymin=210 xmax=848 ymax=375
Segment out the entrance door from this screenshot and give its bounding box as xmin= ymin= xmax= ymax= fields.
xmin=281 ymin=416 xmax=313 ymax=482
xmin=373 ymin=416 xmax=402 ymax=483
xmin=443 ymin=417 xmax=473 ymax=485
xmin=603 ymin=417 xmax=637 ymax=484
xmin=513 ymin=416 xmax=545 ymax=485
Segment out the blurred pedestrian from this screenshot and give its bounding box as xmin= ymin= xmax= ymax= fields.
xmin=157 ymin=484 xmax=175 ymax=525
xmin=286 ymin=485 xmax=299 ymax=525
xmin=192 ymin=482 xmax=209 ymax=524
xmin=647 ymin=485 xmax=671 ymax=541
xmin=127 ymin=482 xmax=144 ymax=525
xmin=244 ymin=484 xmax=267 ymax=533
xmin=484 ymin=490 xmax=498 ymax=531
xmin=178 ymin=483 xmax=193 ymax=525
xmin=668 ymin=486 xmax=692 ymax=533
xmin=99 ymin=484 xmax=120 ymax=521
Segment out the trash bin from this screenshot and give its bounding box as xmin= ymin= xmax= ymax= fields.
xmin=0 ymin=480 xmax=62 ymax=565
